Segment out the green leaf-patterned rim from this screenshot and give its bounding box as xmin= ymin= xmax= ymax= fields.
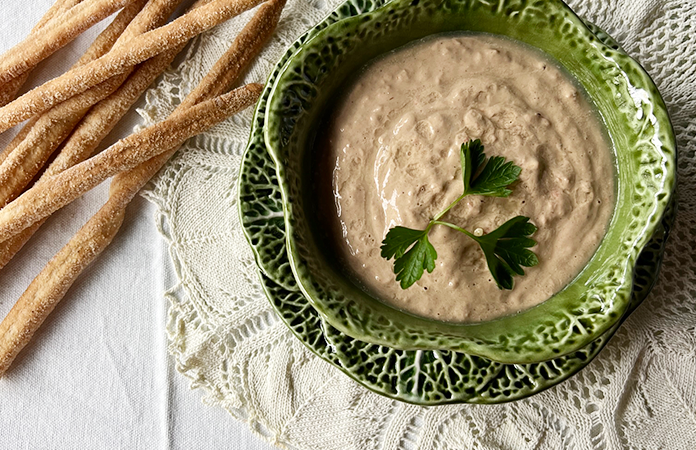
xmin=238 ymin=0 xmax=676 ymax=404
xmin=263 ymin=0 xmax=677 ymax=363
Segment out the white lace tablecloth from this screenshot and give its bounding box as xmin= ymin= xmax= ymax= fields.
xmin=0 ymin=0 xmax=693 ymax=449
xmin=139 ymin=0 xmax=696 ymax=448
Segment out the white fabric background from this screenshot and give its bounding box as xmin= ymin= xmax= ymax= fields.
xmin=0 ymin=0 xmax=694 ymax=449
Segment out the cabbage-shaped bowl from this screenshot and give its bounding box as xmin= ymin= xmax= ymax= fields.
xmin=263 ymin=0 xmax=676 ymax=363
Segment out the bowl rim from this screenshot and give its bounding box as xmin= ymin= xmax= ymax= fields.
xmin=263 ymin=0 xmax=677 ymax=363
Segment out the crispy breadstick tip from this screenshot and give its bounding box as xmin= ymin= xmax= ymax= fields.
xmin=0 ymin=205 xmax=125 ymax=378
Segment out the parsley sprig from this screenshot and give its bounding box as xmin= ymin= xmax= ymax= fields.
xmin=380 ymin=139 xmax=538 ymax=290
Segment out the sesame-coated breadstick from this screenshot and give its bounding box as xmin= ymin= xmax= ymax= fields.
xmin=0 ymin=0 xmax=265 ymax=133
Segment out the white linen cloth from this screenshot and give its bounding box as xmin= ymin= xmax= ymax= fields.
xmin=1 ymin=0 xmax=695 ymax=449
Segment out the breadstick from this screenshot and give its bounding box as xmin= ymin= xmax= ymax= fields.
xmin=109 ymin=0 xmax=285 ymax=220
xmin=0 ymin=189 xmax=128 ymax=377
xmin=0 ymin=75 xmax=30 ymax=108
xmin=0 ymin=0 xmax=151 ymax=209
xmin=0 ymin=0 xmax=148 ymax=191
xmin=0 ymin=0 xmax=265 ymax=133
xmin=0 ymin=83 xmax=118 ymax=207
xmin=0 ymin=0 xmax=187 ymax=170
xmin=0 ymin=0 xmax=181 ymax=187
xmin=0 ymin=0 xmax=212 ymax=267
xmin=183 ymin=0 xmax=286 ymax=106
xmin=113 ymin=0 xmax=185 ymax=46
xmin=0 ymin=0 xmax=83 ymax=107
xmin=48 ymin=53 xmax=184 ymax=174
xmin=0 ymin=0 xmax=181 ymax=119
xmin=0 ymin=0 xmax=150 ymax=111
xmin=0 ymin=0 xmax=150 ymax=160
xmin=111 ymin=0 xmax=285 ymax=200
xmin=46 ymin=0 xmax=212 ymax=173
xmin=0 ymin=0 xmax=282 ymax=374
xmin=0 ymin=84 xmax=262 ymax=244
xmin=0 ymin=0 xmax=130 ymax=84
xmin=0 ymin=84 xmax=260 ymax=377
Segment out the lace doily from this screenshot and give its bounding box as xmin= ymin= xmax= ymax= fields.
xmin=139 ymin=0 xmax=696 ymax=448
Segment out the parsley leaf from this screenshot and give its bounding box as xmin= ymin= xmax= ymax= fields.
xmin=460 ymin=139 xmax=485 ymax=193
xmin=461 ymin=139 xmax=521 ymax=197
xmin=381 ymin=226 xmax=437 ymax=289
xmin=470 ymin=216 xmax=539 ymax=290
xmin=380 ymin=226 xmax=427 ymax=260
xmin=380 ymin=139 xmax=537 ymax=290
xmin=393 ymin=235 xmax=437 ymax=289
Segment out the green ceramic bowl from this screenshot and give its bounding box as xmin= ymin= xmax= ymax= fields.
xmin=263 ymin=0 xmax=676 ymax=363
xmin=239 ymin=0 xmax=675 ymax=402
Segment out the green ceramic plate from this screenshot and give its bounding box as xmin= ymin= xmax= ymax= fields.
xmin=263 ymin=0 xmax=677 ymax=363
xmin=239 ymin=0 xmax=675 ymax=404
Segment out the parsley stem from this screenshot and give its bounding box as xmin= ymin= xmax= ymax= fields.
xmin=432 ymin=220 xmax=478 ymax=240
xmin=432 ymin=193 xmax=467 ymax=221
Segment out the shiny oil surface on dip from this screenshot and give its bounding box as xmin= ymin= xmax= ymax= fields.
xmin=317 ymin=34 xmax=615 ymax=322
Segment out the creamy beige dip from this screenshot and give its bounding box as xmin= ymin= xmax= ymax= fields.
xmin=318 ymin=34 xmax=614 ymax=322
